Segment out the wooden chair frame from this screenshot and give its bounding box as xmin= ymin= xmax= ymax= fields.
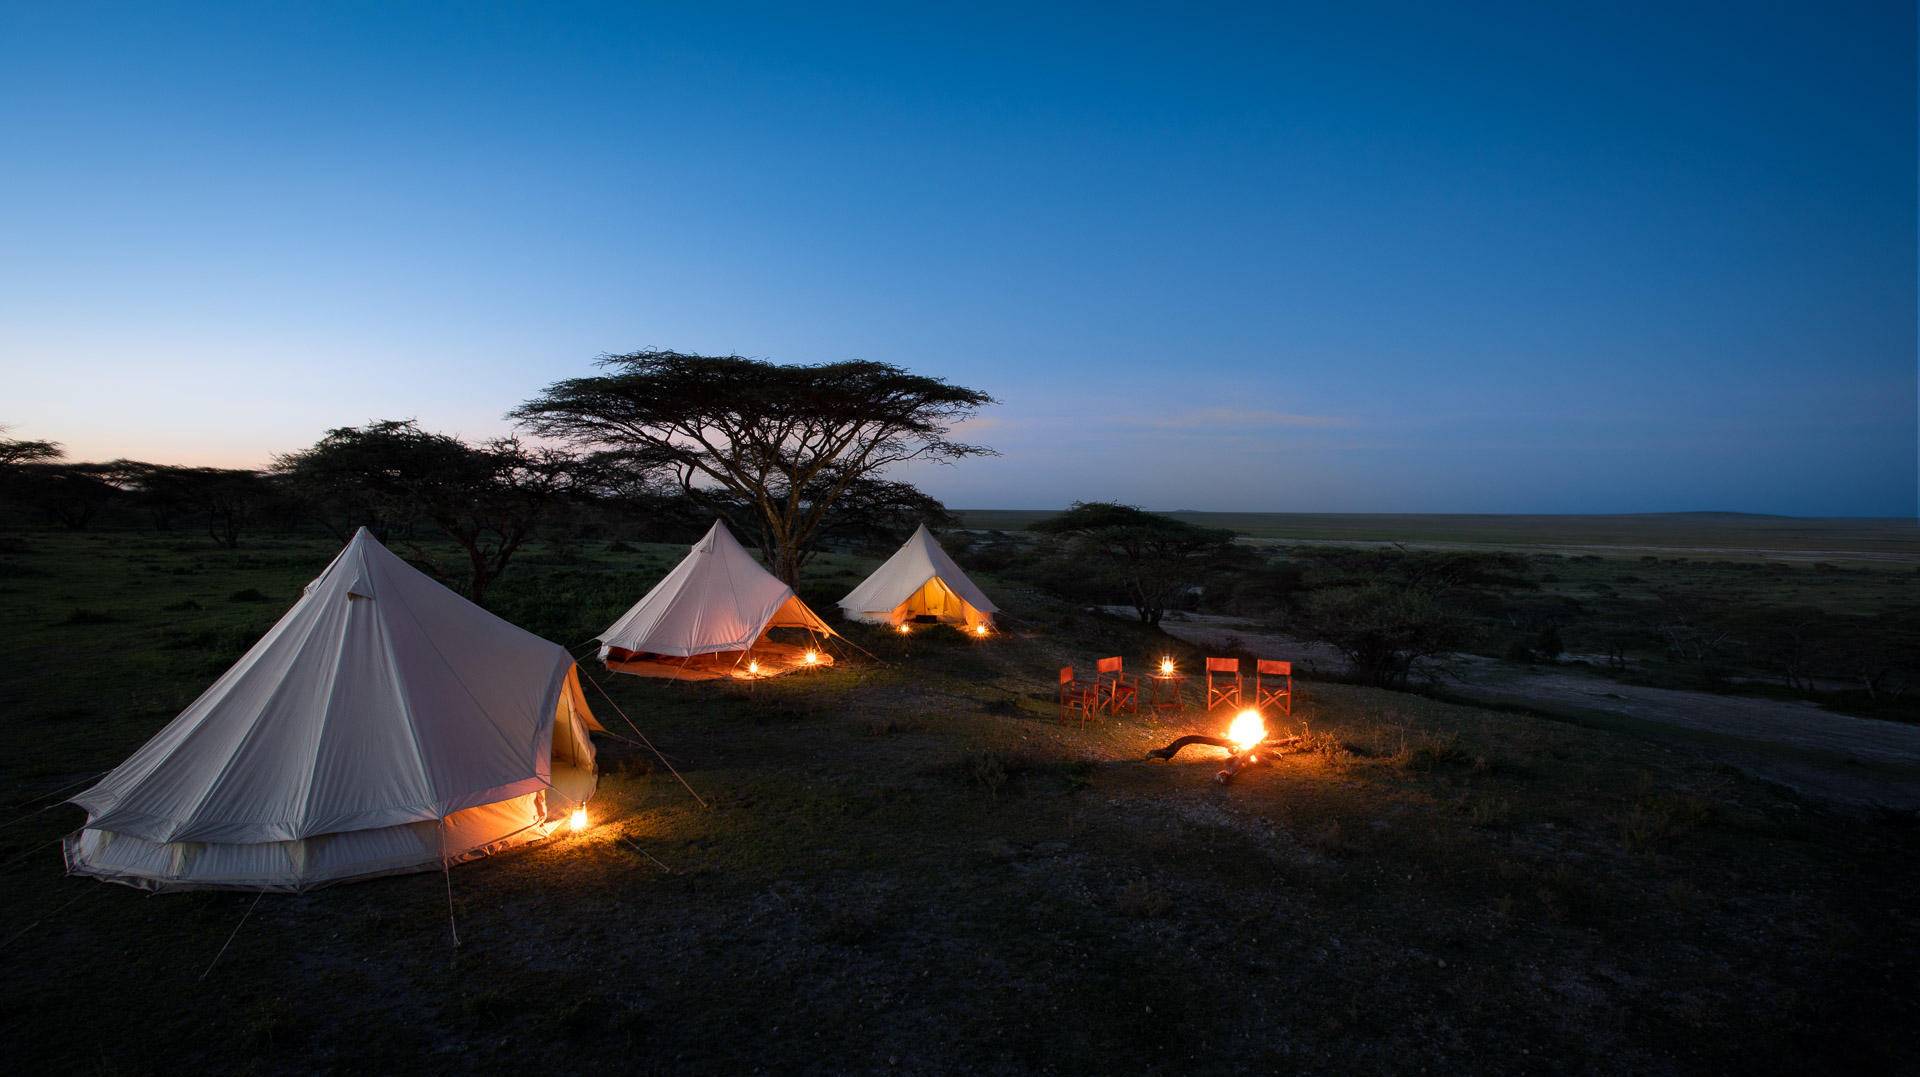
xmin=1204 ymin=657 xmax=1241 ymax=712
xmin=1095 ymin=656 xmax=1138 ymax=715
xmin=1058 ymin=666 xmax=1100 ymax=729
xmin=1255 ymin=659 xmax=1292 ymax=716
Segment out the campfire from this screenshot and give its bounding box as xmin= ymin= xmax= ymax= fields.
xmin=1147 ymin=708 xmax=1301 ymax=784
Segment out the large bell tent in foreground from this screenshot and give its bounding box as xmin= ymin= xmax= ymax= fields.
xmin=595 ymin=519 xmax=837 ymax=679
xmin=837 ymin=523 xmax=998 ymax=630
xmin=64 ymin=528 xmax=603 ymax=893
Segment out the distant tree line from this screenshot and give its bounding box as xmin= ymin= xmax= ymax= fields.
xmin=0 ymin=353 xmax=994 ymax=603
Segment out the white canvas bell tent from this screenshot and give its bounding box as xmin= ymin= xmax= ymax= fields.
xmin=64 ymin=528 xmax=604 ymax=893
xmin=596 ymin=519 xmax=835 ymax=679
xmin=838 ymin=524 xmax=999 ymax=630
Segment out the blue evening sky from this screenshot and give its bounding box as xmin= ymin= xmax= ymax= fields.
xmin=2 ymin=2 xmax=1913 ymax=515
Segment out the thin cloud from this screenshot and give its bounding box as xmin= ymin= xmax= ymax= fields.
xmin=1149 ymin=408 xmax=1357 ymax=430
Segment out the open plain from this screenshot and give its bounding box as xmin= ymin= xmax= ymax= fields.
xmin=2 ymin=528 xmax=1915 ymax=1075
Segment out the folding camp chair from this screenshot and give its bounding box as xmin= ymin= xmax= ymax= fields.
xmin=1095 ymin=657 xmax=1138 ymax=715
xmin=1204 ymin=657 xmax=1242 ymax=711
xmin=1059 ymin=666 xmax=1100 ymax=729
xmin=1255 ymin=659 xmax=1292 ymax=716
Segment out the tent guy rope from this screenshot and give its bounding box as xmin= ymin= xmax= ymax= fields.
xmin=0 ymin=885 xmax=95 ymax=953
xmin=1 ymin=770 xmax=107 ymax=815
xmin=0 ymin=836 xmax=65 ymax=873
xmin=619 ymin=834 xmax=676 ymax=873
xmin=438 ymin=819 xmax=460 ymax=948
xmin=580 ymin=672 xmax=710 ymax=809
xmin=199 ymin=889 xmax=266 ymax=979
xmin=0 ymin=772 xmax=107 ymax=832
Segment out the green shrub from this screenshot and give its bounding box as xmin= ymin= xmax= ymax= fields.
xmin=966 ymin=751 xmax=1008 ymax=795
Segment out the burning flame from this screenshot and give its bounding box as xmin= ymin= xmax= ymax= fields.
xmin=1228 ymin=709 xmax=1265 ymax=753
xmin=804 ymin=650 xmax=819 ymax=664
xmin=1160 ymin=657 xmax=1174 ymax=675
xmin=569 ymin=806 xmax=588 ymax=831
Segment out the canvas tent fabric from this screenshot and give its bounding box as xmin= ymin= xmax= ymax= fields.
xmin=837 ymin=524 xmax=999 ymax=628
xmin=595 ymin=519 xmax=833 ymax=665
xmin=64 ymin=528 xmax=603 ymax=893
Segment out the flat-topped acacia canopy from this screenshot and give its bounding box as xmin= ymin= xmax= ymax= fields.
xmin=512 ymin=350 xmax=996 ymax=584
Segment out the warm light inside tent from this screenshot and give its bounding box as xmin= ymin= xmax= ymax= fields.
xmin=748 ymin=659 xmax=760 ymax=674
xmin=804 ymin=650 xmax=819 ymax=664
xmin=974 ymin=624 xmax=987 ymax=636
xmin=569 ymin=806 xmax=588 ymax=831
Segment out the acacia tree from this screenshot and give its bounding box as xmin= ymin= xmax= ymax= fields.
xmin=1292 ymin=581 xmax=1468 ymax=687
xmin=1030 ymin=502 xmax=1244 ymax=626
xmin=1 ymin=462 xmax=124 ymax=529
xmin=1283 ymin=546 xmax=1526 ymax=685
xmin=121 ymin=464 xmax=275 ymax=547
xmin=0 ymin=429 xmax=118 ymax=528
xmin=0 ymin=430 xmax=63 ymax=466
xmin=274 ymin=420 xmax=576 ymax=602
xmin=806 ymin=473 xmax=959 ymax=556
xmin=511 ymin=351 xmax=996 ymax=584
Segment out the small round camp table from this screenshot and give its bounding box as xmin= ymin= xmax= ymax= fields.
xmin=1146 ymin=673 xmax=1189 ymax=712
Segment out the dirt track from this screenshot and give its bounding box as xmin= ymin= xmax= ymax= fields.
xmin=1149 ymin=610 xmax=1920 ymax=810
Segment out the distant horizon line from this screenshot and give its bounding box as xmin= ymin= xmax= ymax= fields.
xmin=952 ymin=509 xmax=1920 ymax=523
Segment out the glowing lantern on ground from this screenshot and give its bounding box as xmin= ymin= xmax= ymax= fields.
xmin=1228 ymin=709 xmax=1265 ymax=754
xmin=974 ymin=624 xmax=988 ymax=636
xmin=748 ymin=659 xmax=760 ymax=675
xmin=804 ymin=650 xmax=819 ymax=665
xmin=898 ymin=624 xmax=911 ymax=634
xmin=569 ymin=806 xmax=588 ymax=831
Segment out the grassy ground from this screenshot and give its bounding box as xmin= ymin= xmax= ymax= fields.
xmin=1515 ymin=551 xmax=1920 ymax=618
xmin=2 ymin=529 xmax=1916 ymax=1074
xmin=956 ymin=510 xmax=1920 ymax=565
